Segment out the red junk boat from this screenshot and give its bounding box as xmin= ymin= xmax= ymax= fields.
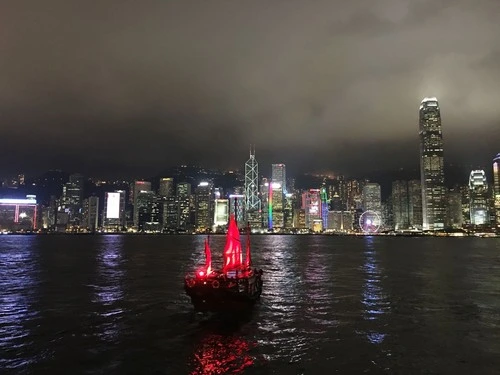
xmin=184 ymin=215 xmax=263 ymax=312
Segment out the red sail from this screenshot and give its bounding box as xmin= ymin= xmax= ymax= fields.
xmin=223 ymin=215 xmax=242 ymax=272
xmin=204 ymin=238 xmax=212 ymax=274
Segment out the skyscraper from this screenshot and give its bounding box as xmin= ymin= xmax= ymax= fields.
xmin=469 ymin=170 xmax=489 ymax=226
xmin=419 ymin=97 xmax=446 ymax=230
xmin=158 ymin=177 xmax=174 ymax=197
xmin=493 ymin=154 xmax=500 ymax=229
xmin=271 ymin=164 xmax=286 ymax=192
xmin=244 ymin=145 xmax=261 ymax=228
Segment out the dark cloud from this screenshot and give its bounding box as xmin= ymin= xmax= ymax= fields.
xmin=1 ymin=0 xmax=499 ymax=179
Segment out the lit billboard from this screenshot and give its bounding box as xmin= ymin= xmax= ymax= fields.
xmin=106 ymin=192 xmax=121 ymax=219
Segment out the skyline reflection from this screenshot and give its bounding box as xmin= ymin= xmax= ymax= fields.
xmin=91 ymin=235 xmax=125 ymax=343
xmin=0 ymin=238 xmax=40 ymax=369
xmin=360 ymin=237 xmax=389 ymax=345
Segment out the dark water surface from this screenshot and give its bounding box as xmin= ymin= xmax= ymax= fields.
xmin=1 ymin=235 xmax=500 ymax=374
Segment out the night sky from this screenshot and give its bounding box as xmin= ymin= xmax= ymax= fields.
xmin=1 ymin=1 xmax=499 ymax=179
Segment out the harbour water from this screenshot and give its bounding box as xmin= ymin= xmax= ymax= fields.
xmin=1 ymin=235 xmax=500 ymax=374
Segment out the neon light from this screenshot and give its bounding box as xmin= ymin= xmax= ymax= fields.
xmin=33 ymin=206 xmax=37 ymax=230
xmin=268 ymin=183 xmax=273 ymax=230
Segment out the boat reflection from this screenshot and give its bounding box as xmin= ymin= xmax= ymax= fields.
xmin=91 ymin=235 xmax=125 ymax=342
xmin=189 ymin=316 xmax=257 ymax=375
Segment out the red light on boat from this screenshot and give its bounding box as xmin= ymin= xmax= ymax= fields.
xmin=198 ymin=271 xmax=205 ymax=277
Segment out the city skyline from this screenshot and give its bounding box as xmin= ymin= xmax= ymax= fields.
xmin=2 ymin=1 xmax=500 ymax=178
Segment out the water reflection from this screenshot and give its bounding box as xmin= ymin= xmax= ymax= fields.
xmin=0 ymin=237 xmax=40 ymax=369
xmin=189 ymin=316 xmax=257 ymax=375
xmin=360 ymin=237 xmax=389 ymax=344
xmin=91 ymin=235 xmax=125 ymax=343
xmin=257 ymin=236 xmax=309 ymax=363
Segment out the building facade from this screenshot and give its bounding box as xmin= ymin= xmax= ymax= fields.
xmin=419 ymin=97 xmax=446 ymax=230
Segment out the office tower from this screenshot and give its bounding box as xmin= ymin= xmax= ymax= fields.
xmin=446 ymin=186 xmax=463 ymax=229
xmin=132 ymin=180 xmax=152 ymax=228
xmin=419 ymin=97 xmax=446 ymax=230
xmin=62 ymin=173 xmax=84 ymax=222
xmin=362 ymin=183 xmax=381 ymax=213
xmin=82 ymin=196 xmax=99 ymax=231
xmin=195 ymin=181 xmax=213 ymax=232
xmin=162 ymin=196 xmax=178 ymax=231
xmin=302 ymin=189 xmax=322 ymax=230
xmin=284 ymin=193 xmax=294 ymax=229
xmin=213 ymin=199 xmax=229 ymax=230
xmin=392 ymin=180 xmax=422 ymax=230
xmin=158 ymin=177 xmax=174 ymax=197
xmin=469 ymin=170 xmax=489 ymax=225
xmin=493 ymin=154 xmax=500 ymax=229
xmin=136 ymin=190 xmax=157 ymax=231
xmin=103 ymin=190 xmax=126 ymax=231
xmin=176 ymin=182 xmax=192 ymax=231
xmin=229 ymin=194 xmax=245 ymax=227
xmin=271 ymin=164 xmax=286 ymax=192
xmin=176 ymin=182 xmax=191 ymax=197
xmin=270 ymin=182 xmax=284 ymax=229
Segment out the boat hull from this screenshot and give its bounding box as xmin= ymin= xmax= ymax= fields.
xmin=184 ymin=271 xmax=263 ymax=312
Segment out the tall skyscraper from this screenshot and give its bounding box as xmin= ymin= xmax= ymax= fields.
xmin=493 ymin=154 xmax=500 ymax=229
xmin=195 ymin=181 xmax=213 ymax=232
xmin=244 ymin=146 xmax=261 ymax=228
xmin=419 ymin=97 xmax=446 ymax=230
xmin=469 ymin=170 xmax=489 ymax=226
xmin=244 ymin=145 xmax=260 ymax=210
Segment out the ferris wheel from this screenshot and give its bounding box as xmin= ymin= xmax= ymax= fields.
xmin=359 ymin=210 xmax=381 ymax=233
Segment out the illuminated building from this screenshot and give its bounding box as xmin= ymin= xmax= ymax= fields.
xmin=302 ymin=189 xmax=322 ymax=231
xmin=271 ymin=164 xmax=286 ymax=193
xmin=62 ymin=173 xmax=84 ymax=222
xmin=136 ymin=191 xmax=159 ymax=231
xmin=320 ymin=187 xmax=329 ymax=229
xmin=293 ymin=208 xmax=306 ymax=229
xmin=284 ymin=193 xmax=294 ymax=229
xmin=132 ymin=180 xmax=152 ymax=228
xmin=0 ymin=195 xmax=38 ymax=231
xmin=493 ymin=154 xmax=500 ymax=229
xmin=244 ymin=146 xmax=261 ymax=228
xmin=392 ymin=180 xmax=422 ymax=230
xmin=213 ymin=199 xmax=229 ymax=230
xmin=419 ymin=97 xmax=446 ymax=230
xmin=260 ymin=179 xmax=269 ymax=229
xmin=327 ymin=211 xmax=354 ymax=232
xmin=446 ymin=186 xmax=463 ymax=229
xmin=158 ymin=177 xmax=174 ymax=197
xmin=270 ymin=183 xmax=284 ymax=229
xmin=229 ymin=194 xmax=245 ymax=227
xmin=469 ymin=170 xmax=489 ymax=226
xmin=162 ymin=196 xmax=178 ymax=231
xmin=104 ymin=190 xmax=126 ymax=231
xmin=195 ymin=182 xmax=213 ymax=232
xmin=176 ymin=182 xmax=191 ymax=231
xmin=362 ymin=183 xmax=381 ymax=213
xmin=82 ymin=196 xmax=99 ymax=231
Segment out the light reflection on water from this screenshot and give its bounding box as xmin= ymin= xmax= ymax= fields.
xmin=91 ymin=235 xmax=125 ymax=343
xmin=360 ymin=236 xmax=389 ymax=345
xmin=0 ymin=237 xmax=40 ymax=369
xmin=1 ymin=235 xmax=500 ymax=374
